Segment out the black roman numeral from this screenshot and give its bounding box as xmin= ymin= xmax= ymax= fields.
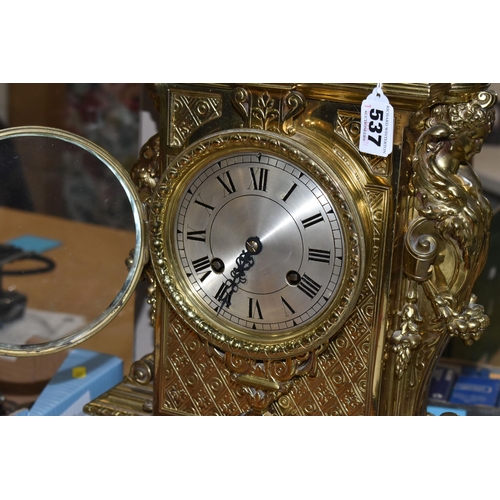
xmin=281 ymin=296 xmax=295 ymax=317
xmin=215 ymin=283 xmax=226 ymax=300
xmin=194 ymin=195 xmax=215 ymax=212
xmin=186 ymin=230 xmax=206 ymax=242
xmin=192 ymin=256 xmax=211 ymax=282
xmin=249 ymin=167 xmax=269 ymax=191
xmin=297 ymin=274 xmax=322 ymax=299
xmin=308 ymin=248 xmax=331 ymax=264
xmin=301 ymin=213 xmax=324 ymax=229
xmin=282 ymin=183 xmax=298 ymax=202
xmin=217 ymin=171 xmax=236 ymax=195
xmin=248 ymin=298 xmax=263 ymax=319
xmin=215 ymin=283 xmax=232 ymax=307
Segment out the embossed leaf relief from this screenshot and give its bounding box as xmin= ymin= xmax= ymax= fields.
xmin=282 ymin=91 xmax=306 ymax=135
xmin=391 ymin=289 xmax=423 ymax=379
xmin=231 ymin=88 xmax=306 ymax=135
xmin=130 ymin=133 xmax=160 ymax=205
xmin=251 ymin=91 xmax=280 ymax=132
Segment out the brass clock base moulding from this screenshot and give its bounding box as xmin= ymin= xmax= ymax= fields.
xmin=84 ymin=353 xmax=155 ymax=416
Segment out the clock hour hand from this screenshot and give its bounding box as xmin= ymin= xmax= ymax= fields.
xmin=216 ymin=236 xmax=262 ymax=314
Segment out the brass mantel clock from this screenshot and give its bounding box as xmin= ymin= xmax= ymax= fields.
xmin=0 ymin=83 xmax=496 ymax=416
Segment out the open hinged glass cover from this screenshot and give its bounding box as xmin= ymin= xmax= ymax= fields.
xmin=0 ymin=127 xmax=146 ymax=356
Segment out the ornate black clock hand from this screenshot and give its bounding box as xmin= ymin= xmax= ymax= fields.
xmin=217 ymin=236 xmax=262 ymax=314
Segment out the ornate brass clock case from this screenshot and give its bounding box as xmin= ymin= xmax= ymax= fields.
xmin=0 ymin=83 xmax=496 ymax=416
xmin=113 ymin=83 xmax=496 ymax=416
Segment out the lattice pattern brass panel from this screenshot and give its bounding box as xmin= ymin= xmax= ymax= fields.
xmin=161 ymin=314 xmax=250 ymax=415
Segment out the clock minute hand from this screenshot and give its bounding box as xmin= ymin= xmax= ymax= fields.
xmin=216 ymin=236 xmax=262 ymax=314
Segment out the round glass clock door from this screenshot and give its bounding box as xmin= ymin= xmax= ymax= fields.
xmin=0 ymin=126 xmax=147 ymax=356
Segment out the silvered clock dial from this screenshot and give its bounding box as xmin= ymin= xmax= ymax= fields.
xmin=177 ymin=151 xmax=344 ymax=333
xmin=151 ymin=130 xmax=368 ymax=359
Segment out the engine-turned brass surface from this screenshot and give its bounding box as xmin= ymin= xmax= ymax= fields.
xmin=83 ymin=83 xmax=496 ymax=416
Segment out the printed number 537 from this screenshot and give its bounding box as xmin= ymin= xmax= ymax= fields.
xmin=368 ymin=109 xmax=384 ymax=147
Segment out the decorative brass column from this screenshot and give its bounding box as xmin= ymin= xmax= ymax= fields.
xmin=381 ymin=90 xmax=496 ymax=415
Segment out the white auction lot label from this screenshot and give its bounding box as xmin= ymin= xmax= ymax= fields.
xmin=359 ymin=85 xmax=394 ymax=157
